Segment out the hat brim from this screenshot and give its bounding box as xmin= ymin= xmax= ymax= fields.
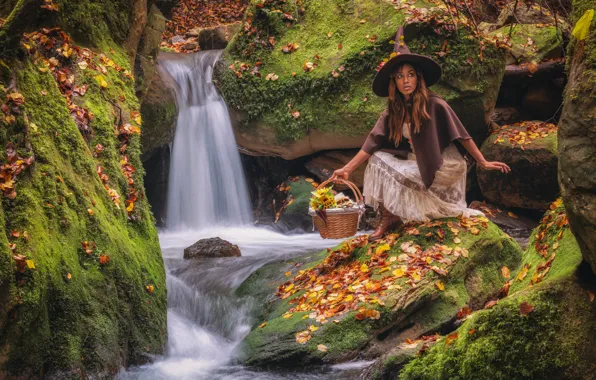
xmin=372 ymin=54 xmax=442 ymax=97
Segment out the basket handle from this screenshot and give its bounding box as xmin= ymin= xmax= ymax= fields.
xmin=317 ymin=178 xmax=364 ymax=205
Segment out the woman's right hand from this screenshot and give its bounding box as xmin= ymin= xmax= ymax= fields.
xmin=331 ymin=166 xmax=351 ymax=181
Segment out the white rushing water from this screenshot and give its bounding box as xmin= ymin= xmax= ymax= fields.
xmin=120 ymin=52 xmax=370 ymax=380
xmin=161 ymin=51 xmax=252 ymax=230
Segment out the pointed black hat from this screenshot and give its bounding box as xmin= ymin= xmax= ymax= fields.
xmin=372 ymin=26 xmax=442 ymax=97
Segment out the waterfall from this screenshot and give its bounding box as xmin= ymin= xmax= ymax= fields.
xmin=160 ymin=51 xmax=252 ymax=229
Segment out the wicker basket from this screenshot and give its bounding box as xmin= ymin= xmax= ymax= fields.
xmin=309 ymin=178 xmax=365 ymax=239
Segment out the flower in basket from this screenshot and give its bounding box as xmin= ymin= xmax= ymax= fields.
xmin=310 ymin=187 xmax=337 ymax=210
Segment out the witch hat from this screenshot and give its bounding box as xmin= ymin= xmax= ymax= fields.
xmin=372 ymin=26 xmax=442 ymax=97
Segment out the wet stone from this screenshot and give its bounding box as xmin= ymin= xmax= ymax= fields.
xmin=183 ymin=237 xmax=241 ymax=259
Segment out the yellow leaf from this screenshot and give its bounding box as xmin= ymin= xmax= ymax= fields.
xmin=572 ymin=9 xmax=594 ymax=41
xmin=283 ymin=312 xmax=293 ymax=319
xmin=285 ymin=283 xmax=294 ymax=292
xmin=411 ymin=272 xmax=421 ymax=282
xmin=454 ymin=237 xmax=461 ymax=244
xmin=259 ymin=322 xmax=267 ymax=328
xmin=285 ymin=271 xmax=291 ymax=277
xmin=317 ymin=344 xmax=328 ymax=352
xmin=126 ymin=202 xmax=134 ymax=212
xmin=309 ymin=325 xmax=319 ymax=332
xmin=360 ymin=263 xmax=369 ymax=273
xmin=501 ymin=266 xmax=511 ymax=279
xmin=375 ymin=243 xmax=390 ymax=255
xmin=392 ymin=266 xmax=406 ymax=278
xmin=95 ymin=75 xmax=108 ymax=89
xmin=435 ymin=281 xmax=445 ymax=291
xmin=87 ymin=208 xmax=94 ymax=216
xmin=26 ymin=260 xmax=35 ymax=269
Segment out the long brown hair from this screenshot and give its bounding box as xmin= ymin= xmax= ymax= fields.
xmin=387 ymin=62 xmax=431 ymax=145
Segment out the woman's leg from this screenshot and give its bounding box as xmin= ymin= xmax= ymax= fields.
xmin=369 ymin=202 xmax=403 ymax=241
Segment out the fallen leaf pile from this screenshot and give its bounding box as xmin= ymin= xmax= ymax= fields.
xmin=22 ymin=28 xmax=140 ymax=214
xmin=162 ymin=0 xmax=250 ymax=53
xmin=0 ymin=143 xmax=35 ymax=200
xmin=276 ymin=217 xmax=487 ymax=327
xmin=491 ymin=121 xmax=557 ymax=149
xmin=528 ymin=198 xmax=569 ymax=284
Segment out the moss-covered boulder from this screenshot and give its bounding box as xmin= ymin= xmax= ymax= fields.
xmin=272 ymin=176 xmax=318 ymax=232
xmin=398 ymin=199 xmax=596 ymax=379
xmin=0 ymin=1 xmax=166 ymax=378
xmin=490 ymin=24 xmax=562 ymax=65
xmin=215 ymin=0 xmax=506 ymax=160
xmin=477 ymin=121 xmax=559 ymax=211
xmin=558 ymin=0 xmax=596 ymax=274
xmin=238 ymin=216 xmax=522 ymax=367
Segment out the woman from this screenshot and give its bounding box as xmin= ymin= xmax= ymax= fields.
xmin=331 ymin=27 xmax=511 ymax=241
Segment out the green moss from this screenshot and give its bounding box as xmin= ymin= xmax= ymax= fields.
xmin=216 ymin=0 xmax=505 ymax=144
xmin=0 ymin=50 xmax=165 ymax=378
xmin=399 ymin=276 xmax=596 ymax=379
xmin=240 ymin=218 xmax=522 ymax=366
xmin=490 ymin=24 xmax=561 ymax=64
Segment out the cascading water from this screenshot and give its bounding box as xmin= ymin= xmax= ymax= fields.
xmin=162 ymin=51 xmax=252 ymax=229
xmin=119 ymin=52 xmax=371 ymax=379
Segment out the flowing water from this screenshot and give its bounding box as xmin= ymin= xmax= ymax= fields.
xmin=162 ymin=51 xmax=253 ymax=229
xmin=119 ymin=52 xmax=372 ymax=379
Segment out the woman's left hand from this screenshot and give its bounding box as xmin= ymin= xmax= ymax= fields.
xmin=479 ymin=160 xmax=511 ymax=173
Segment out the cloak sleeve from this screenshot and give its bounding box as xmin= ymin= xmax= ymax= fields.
xmin=434 ymin=98 xmax=472 ymax=142
xmin=361 ymin=109 xmax=389 ymax=155
xmin=410 ymin=95 xmax=473 ymax=190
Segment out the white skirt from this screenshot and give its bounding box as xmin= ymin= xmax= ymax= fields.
xmin=363 ymin=144 xmax=485 ymax=222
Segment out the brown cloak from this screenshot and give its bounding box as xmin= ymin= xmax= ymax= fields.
xmin=362 ymin=93 xmax=472 ymax=189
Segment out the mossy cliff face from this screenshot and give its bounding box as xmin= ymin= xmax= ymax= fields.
xmin=0 ymin=1 xmax=166 ymax=378
xmin=238 ymin=217 xmax=521 ymax=367
xmin=398 ymin=200 xmax=596 ymax=379
xmin=214 ymin=0 xmax=506 ymax=160
xmin=558 ymin=0 xmax=596 ymax=274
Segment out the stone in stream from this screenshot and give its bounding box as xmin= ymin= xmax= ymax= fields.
xmin=183 ymin=237 xmax=241 ymax=259
xmin=477 ymin=121 xmax=559 ymax=211
xmin=236 ymin=217 xmax=522 ymax=367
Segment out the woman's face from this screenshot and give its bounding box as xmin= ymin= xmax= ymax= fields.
xmin=393 ymin=63 xmax=417 ymax=97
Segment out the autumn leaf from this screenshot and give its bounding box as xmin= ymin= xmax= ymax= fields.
xmin=484 ymin=300 xmax=498 ymax=309
xmin=296 ymin=330 xmax=311 ymax=344
xmin=98 ymin=255 xmax=110 ymax=265
xmin=317 ymin=344 xmax=328 ymax=352
xmin=519 ymin=301 xmax=534 ymax=316
xmin=26 ymin=260 xmax=35 ymax=269
xmin=516 ymin=264 xmax=530 ymax=281
xmin=375 ymin=243 xmax=390 ymax=255
xmin=95 ymin=75 xmax=108 ymax=88
xmin=589 ymin=291 xmax=595 ymax=303
xmin=501 ymin=266 xmax=510 ymax=279
xmin=87 ymin=208 xmax=94 ymax=216
xmin=572 ymin=9 xmax=594 ymax=41
xmin=435 ymin=281 xmax=445 ymax=291
xmin=258 ymin=322 xmax=267 ymax=328
xmin=445 ymin=332 xmax=458 ymax=346
xmin=146 ymin=284 xmax=155 ymax=294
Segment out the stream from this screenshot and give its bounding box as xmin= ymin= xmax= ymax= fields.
xmin=119 ymin=51 xmax=374 ymax=379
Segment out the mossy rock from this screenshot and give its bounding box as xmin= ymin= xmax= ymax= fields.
xmin=398 ymin=201 xmax=594 ymax=379
xmin=490 ymin=24 xmax=562 ymax=65
xmin=238 ymin=218 xmax=522 ymax=367
xmin=559 ymin=0 xmax=596 ymax=274
xmin=0 ymin=4 xmax=167 ymax=377
xmin=273 ymin=176 xmax=317 ymax=232
xmin=477 ymin=122 xmax=559 ymax=211
xmin=215 ymin=0 xmax=506 ymax=159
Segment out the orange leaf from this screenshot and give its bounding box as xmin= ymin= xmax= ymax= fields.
xmin=519 ymin=301 xmax=534 ymax=315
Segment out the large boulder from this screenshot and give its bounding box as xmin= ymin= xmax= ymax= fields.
xmin=490 ymin=24 xmax=563 ymax=65
xmin=237 ymin=216 xmax=522 ymax=366
xmin=477 ymin=121 xmax=559 ymax=211
xmin=215 ymin=0 xmax=506 ymax=160
xmin=558 ymin=0 xmax=596 ymax=274
xmin=398 ymin=200 xmax=596 ymax=379
xmin=0 ymin=2 xmax=167 ymax=378
xmin=184 ymin=237 xmax=241 ymax=259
